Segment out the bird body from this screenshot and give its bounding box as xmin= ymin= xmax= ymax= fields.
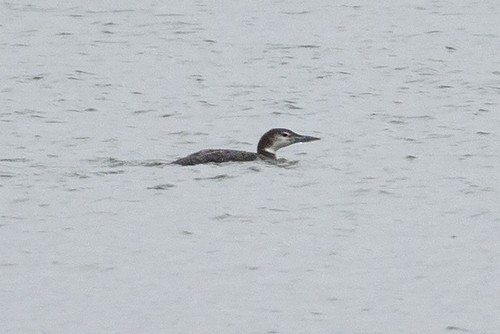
xmin=172 ymin=128 xmax=319 ymax=166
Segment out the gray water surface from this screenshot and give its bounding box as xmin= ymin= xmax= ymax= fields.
xmin=1 ymin=1 xmax=500 ymax=333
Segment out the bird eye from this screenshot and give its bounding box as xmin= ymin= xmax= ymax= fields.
xmin=281 ymin=132 xmax=290 ymax=137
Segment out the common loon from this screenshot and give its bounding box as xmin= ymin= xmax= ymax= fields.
xmin=172 ymin=128 xmax=320 ymax=166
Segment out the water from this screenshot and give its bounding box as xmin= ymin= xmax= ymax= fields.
xmin=1 ymin=1 xmax=500 ymax=333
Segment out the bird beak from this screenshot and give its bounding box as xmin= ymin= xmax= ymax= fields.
xmin=293 ymin=133 xmax=320 ymax=143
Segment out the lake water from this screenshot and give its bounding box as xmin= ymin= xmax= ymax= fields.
xmin=1 ymin=1 xmax=500 ymax=333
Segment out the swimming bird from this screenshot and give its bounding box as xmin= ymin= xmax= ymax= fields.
xmin=171 ymin=128 xmax=320 ymax=166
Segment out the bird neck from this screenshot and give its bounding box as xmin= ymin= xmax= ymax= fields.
xmin=258 ymin=149 xmax=276 ymax=159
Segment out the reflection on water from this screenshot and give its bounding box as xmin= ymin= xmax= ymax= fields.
xmin=90 ymin=157 xmax=169 ymax=168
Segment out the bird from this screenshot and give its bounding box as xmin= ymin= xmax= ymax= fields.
xmin=171 ymin=128 xmax=320 ymax=166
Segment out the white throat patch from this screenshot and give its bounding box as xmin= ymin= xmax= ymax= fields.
xmin=263 ymin=147 xmax=276 ymax=154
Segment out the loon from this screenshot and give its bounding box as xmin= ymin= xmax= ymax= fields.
xmin=172 ymin=128 xmax=320 ymax=166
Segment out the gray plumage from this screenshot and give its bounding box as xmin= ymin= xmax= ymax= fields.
xmin=172 ymin=128 xmax=319 ymax=166
xmin=171 ymin=149 xmax=259 ymax=166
